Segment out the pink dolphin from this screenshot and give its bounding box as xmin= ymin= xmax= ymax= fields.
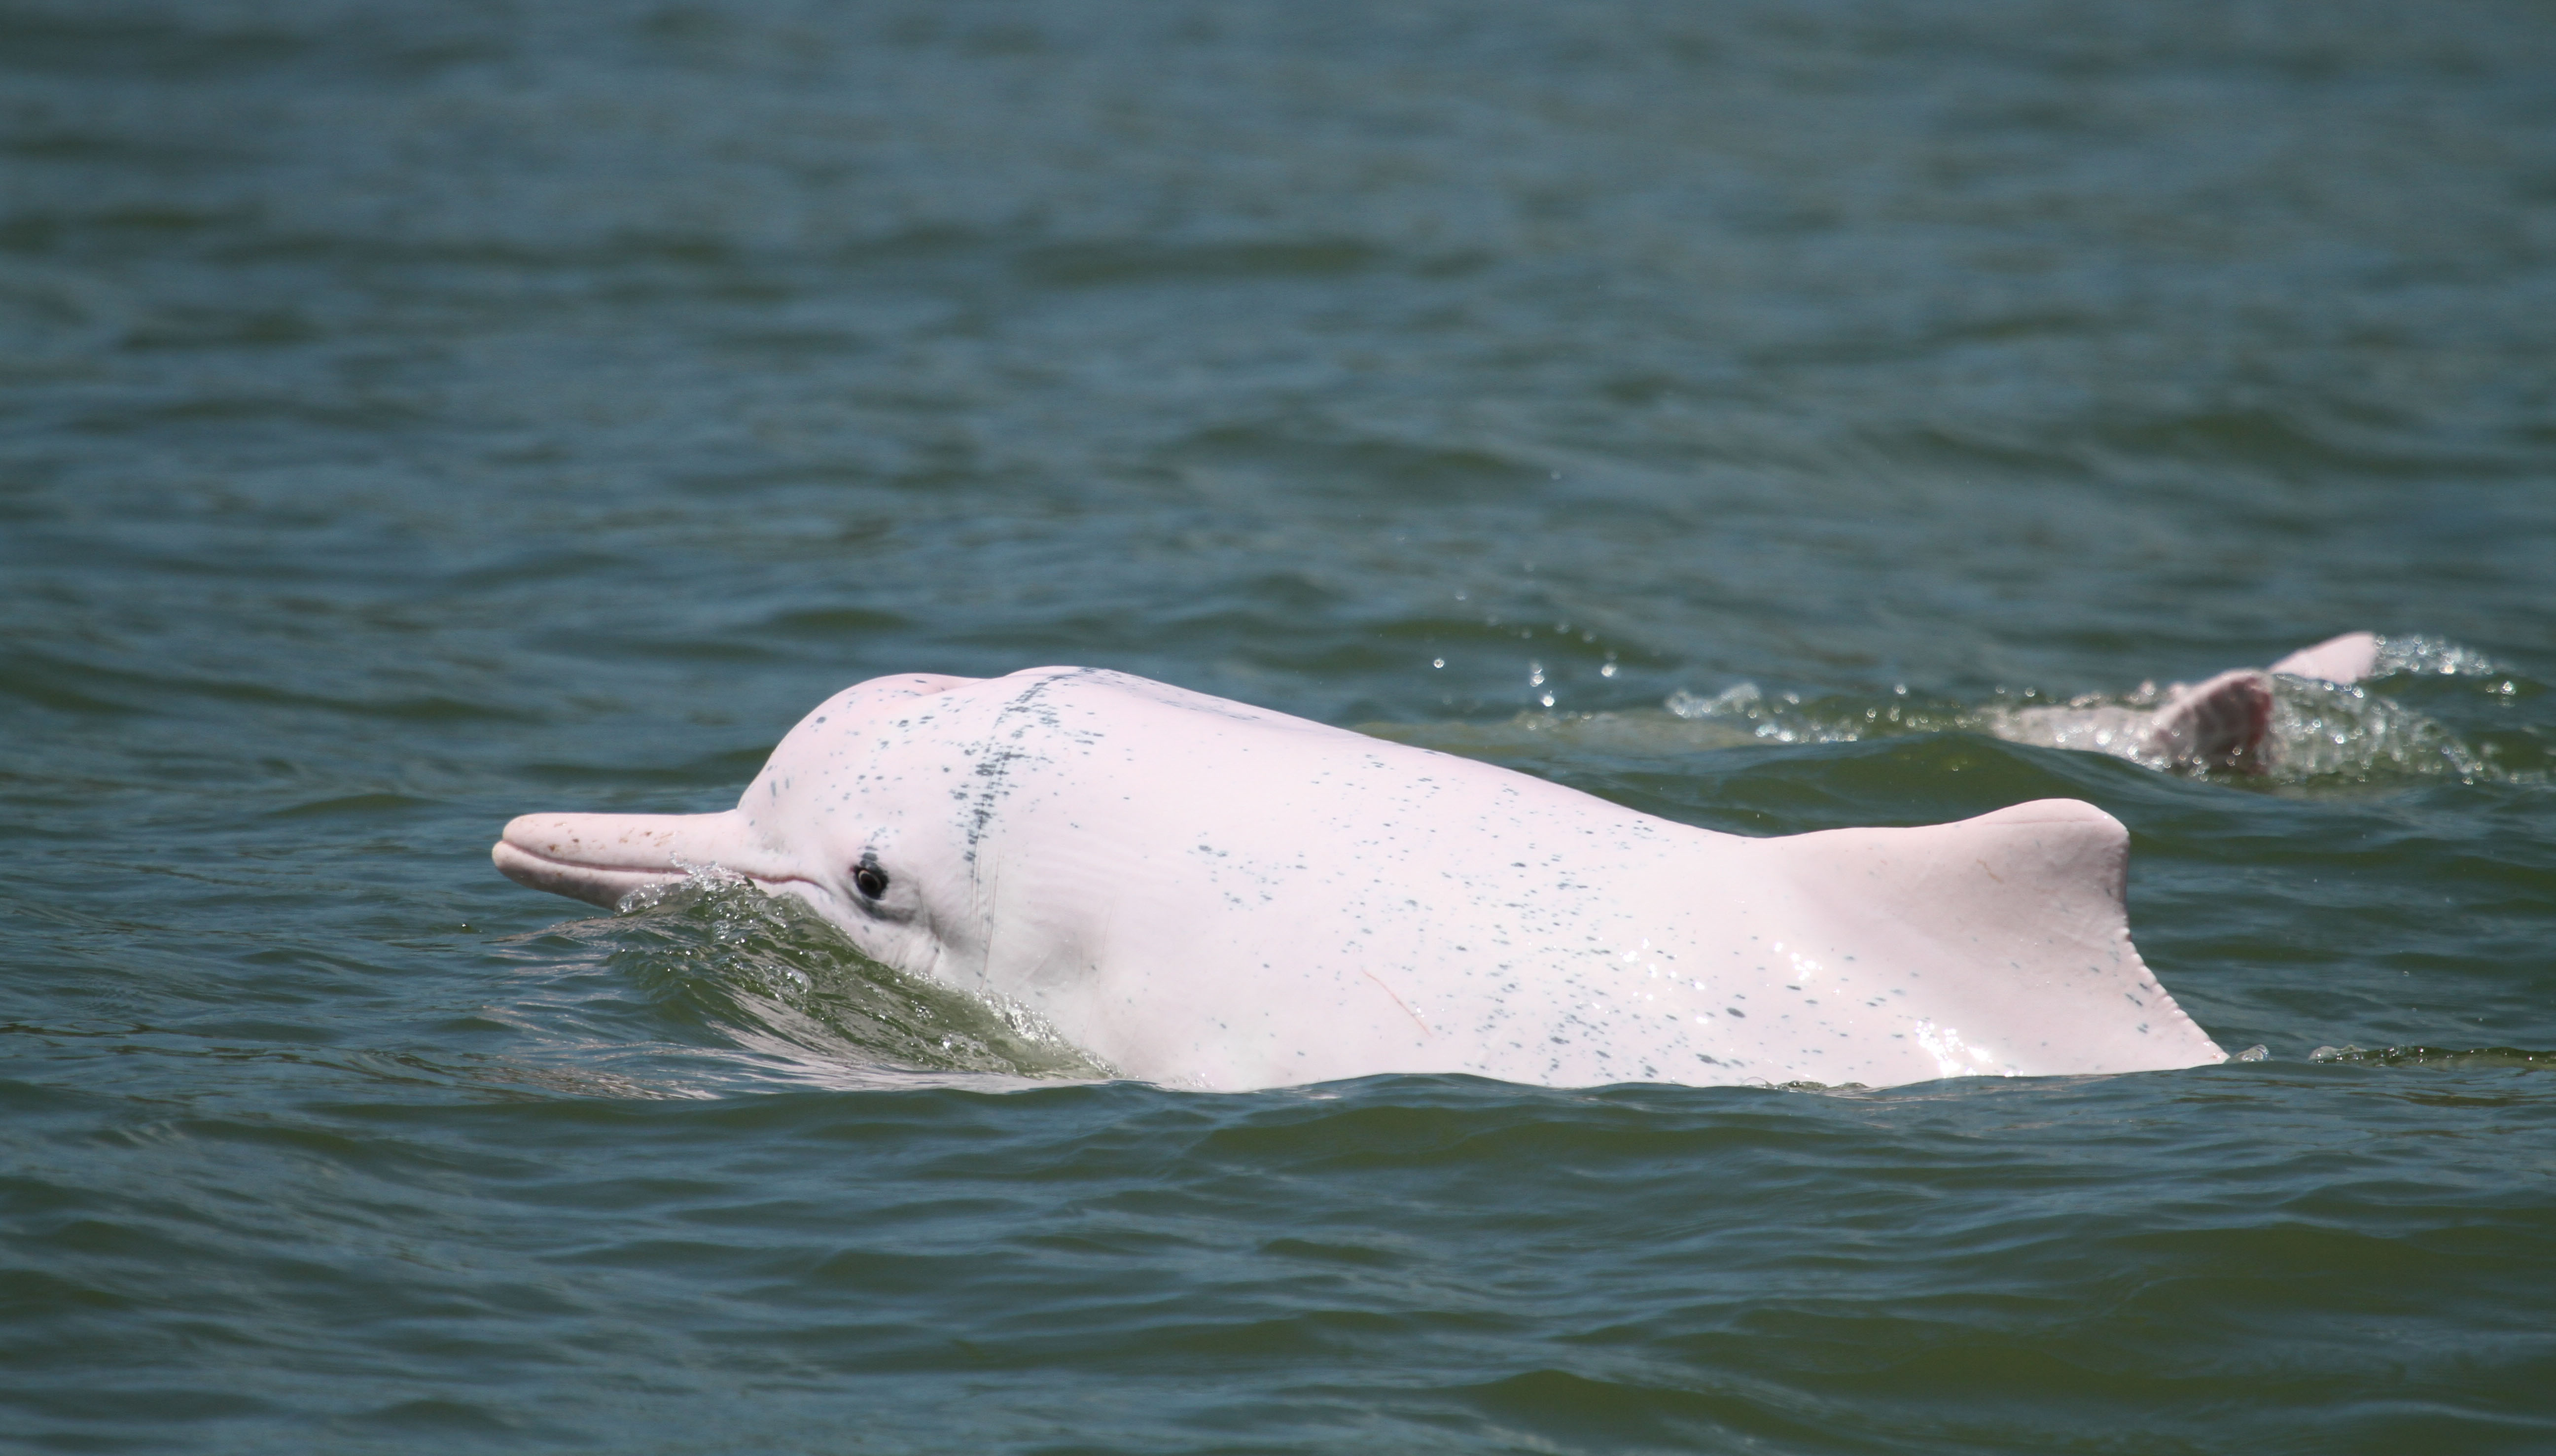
xmin=1992 ymin=631 xmax=2379 ymax=771
xmin=496 ymin=665 xmax=2234 ymax=1091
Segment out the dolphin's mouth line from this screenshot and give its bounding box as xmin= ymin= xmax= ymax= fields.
xmin=496 ymin=838 xmax=823 ymax=894
xmin=495 ymin=841 xmax=693 ymax=880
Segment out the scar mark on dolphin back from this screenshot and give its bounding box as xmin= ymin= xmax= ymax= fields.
xmin=960 ymin=669 xmax=1104 ymax=867
xmin=1361 ymin=970 xmax=1431 ymax=1039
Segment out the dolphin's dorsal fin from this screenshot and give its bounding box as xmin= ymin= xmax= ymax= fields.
xmin=1757 ymin=799 xmax=2225 ymax=1078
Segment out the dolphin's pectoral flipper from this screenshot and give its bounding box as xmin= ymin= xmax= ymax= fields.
xmin=2143 ymin=668 xmax=2275 ymax=772
xmin=1766 ymin=799 xmax=2226 ymax=1079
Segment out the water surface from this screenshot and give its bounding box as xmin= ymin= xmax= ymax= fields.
xmin=5 ymin=2 xmax=2554 ymax=1451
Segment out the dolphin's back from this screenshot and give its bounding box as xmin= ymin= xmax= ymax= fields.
xmin=961 ymin=671 xmax=2223 ymax=1090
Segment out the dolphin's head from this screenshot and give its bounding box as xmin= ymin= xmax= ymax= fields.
xmin=493 ymin=673 xmax=991 ymax=978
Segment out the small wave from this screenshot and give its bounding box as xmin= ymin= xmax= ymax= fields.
xmin=2308 ymin=1045 xmax=2556 ymax=1070
xmin=1665 ymin=680 xmax=1974 ymax=748
xmin=2255 ymin=676 xmax=2498 ymax=781
xmin=1357 ymin=708 xmax=1759 ymax=760
xmin=544 ymin=877 xmax=1114 ymax=1086
xmin=2369 ymin=633 xmax=2504 ymax=678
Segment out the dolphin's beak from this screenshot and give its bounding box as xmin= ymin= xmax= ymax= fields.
xmin=493 ymin=810 xmax=754 ymax=909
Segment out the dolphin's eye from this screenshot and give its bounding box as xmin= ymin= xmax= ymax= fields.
xmin=853 ymin=861 xmax=889 ymax=900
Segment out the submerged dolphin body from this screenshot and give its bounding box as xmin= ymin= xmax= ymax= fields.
xmin=1992 ymin=631 xmax=2380 ymax=772
xmin=495 ymin=666 xmax=2236 ymax=1091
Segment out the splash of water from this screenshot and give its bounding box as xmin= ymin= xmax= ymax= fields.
xmin=1656 ymin=635 xmax=2534 ymax=785
xmin=579 ymin=874 xmax=1116 ymax=1083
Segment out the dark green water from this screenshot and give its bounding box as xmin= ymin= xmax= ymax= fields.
xmin=6 ymin=2 xmax=2555 ymax=1450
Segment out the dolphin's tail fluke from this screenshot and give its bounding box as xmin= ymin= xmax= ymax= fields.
xmin=493 ymin=810 xmax=755 ymax=909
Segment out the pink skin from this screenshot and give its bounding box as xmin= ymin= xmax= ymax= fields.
xmin=2266 ymin=631 xmax=2379 ymax=684
xmin=497 ymin=667 xmax=2231 ymax=1092
xmin=2142 ymin=670 xmax=2279 ymax=772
